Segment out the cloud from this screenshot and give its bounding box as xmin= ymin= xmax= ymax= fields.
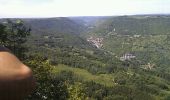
xmin=0 ymin=0 xmax=170 ymax=18
xmin=21 ymin=0 xmax=55 ymax=5
xmin=0 ymin=0 xmax=54 ymax=5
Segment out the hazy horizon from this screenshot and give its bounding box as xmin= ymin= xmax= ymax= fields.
xmin=0 ymin=0 xmax=170 ymax=18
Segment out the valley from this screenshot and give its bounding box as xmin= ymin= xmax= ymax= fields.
xmin=1 ymin=15 xmax=170 ymax=99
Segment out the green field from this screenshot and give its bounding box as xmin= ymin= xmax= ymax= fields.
xmin=52 ymin=64 xmax=114 ymax=87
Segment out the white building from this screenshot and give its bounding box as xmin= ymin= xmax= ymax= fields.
xmin=120 ymin=53 xmax=136 ymax=61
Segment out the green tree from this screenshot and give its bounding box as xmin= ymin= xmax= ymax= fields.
xmin=24 ymin=55 xmax=52 ymax=100
xmin=0 ymin=24 xmax=7 ymax=44
xmin=68 ymin=82 xmax=87 ymax=100
xmin=25 ymin=55 xmax=69 ymax=100
xmin=0 ymin=19 xmax=31 ymax=59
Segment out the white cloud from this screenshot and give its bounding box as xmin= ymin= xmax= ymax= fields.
xmin=0 ymin=0 xmax=170 ymax=18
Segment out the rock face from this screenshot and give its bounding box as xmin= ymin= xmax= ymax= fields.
xmin=87 ymin=37 xmax=103 ymax=48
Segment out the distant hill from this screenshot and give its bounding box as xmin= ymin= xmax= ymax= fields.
xmin=25 ymin=17 xmax=88 ymax=35
xmin=86 ymin=15 xmax=170 ymax=36
xmin=0 ymin=17 xmax=87 ymax=35
xmin=1 ymin=15 xmax=170 ymax=36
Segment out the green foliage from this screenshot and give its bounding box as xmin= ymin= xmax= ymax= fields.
xmin=164 ymin=95 xmax=170 ymax=100
xmin=0 ymin=24 xmax=7 ymax=43
xmin=25 ymin=55 xmax=69 ymax=100
xmin=68 ymin=82 xmax=87 ymax=100
xmin=114 ymin=71 xmax=129 ymax=85
xmin=52 ymin=64 xmax=114 ymax=87
xmin=0 ymin=19 xmax=31 ymax=58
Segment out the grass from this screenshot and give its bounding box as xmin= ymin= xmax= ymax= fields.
xmin=52 ymin=64 xmax=114 ymax=87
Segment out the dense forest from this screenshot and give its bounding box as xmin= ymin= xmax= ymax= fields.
xmin=0 ymin=15 xmax=170 ymax=100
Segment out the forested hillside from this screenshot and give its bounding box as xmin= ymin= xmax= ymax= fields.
xmin=87 ymin=15 xmax=170 ymax=36
xmin=0 ymin=15 xmax=170 ymax=100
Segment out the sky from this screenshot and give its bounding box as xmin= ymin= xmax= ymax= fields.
xmin=0 ymin=0 xmax=170 ymax=18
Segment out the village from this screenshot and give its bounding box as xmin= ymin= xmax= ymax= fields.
xmin=87 ymin=36 xmax=103 ymax=48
